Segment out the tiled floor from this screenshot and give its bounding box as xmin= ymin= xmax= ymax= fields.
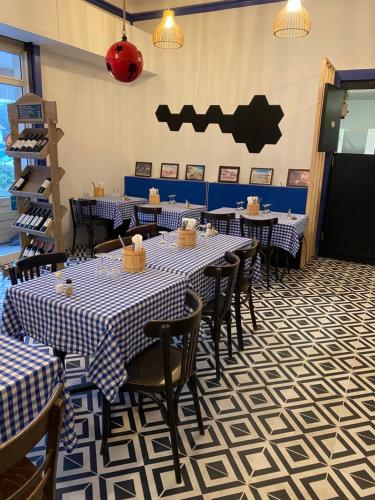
xmin=2 ymin=257 xmax=375 ymax=499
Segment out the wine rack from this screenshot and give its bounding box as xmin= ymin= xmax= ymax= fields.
xmin=7 ymin=93 xmax=66 ymax=257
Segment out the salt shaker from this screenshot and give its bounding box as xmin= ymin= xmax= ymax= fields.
xmin=55 ymin=271 xmax=64 ymax=294
xmin=65 ymin=278 xmax=74 ymax=296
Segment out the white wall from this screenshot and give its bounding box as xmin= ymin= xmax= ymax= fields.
xmin=131 ymin=0 xmax=375 ymax=185
xmin=40 ymin=48 xmax=133 ymax=238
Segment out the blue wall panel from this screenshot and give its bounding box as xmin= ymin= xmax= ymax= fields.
xmin=124 ymin=176 xmax=208 ymax=205
xmin=208 ymin=183 xmax=307 ymax=213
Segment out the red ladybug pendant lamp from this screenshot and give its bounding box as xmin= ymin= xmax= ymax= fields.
xmin=105 ymin=0 xmax=143 ymax=83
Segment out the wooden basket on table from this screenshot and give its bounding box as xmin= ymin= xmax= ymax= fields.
xmin=94 ymin=186 xmax=104 ymax=197
xmin=122 ymin=246 xmax=146 ymax=272
xmin=178 ymin=229 xmax=197 ymax=248
xmin=247 ymin=204 xmax=260 ymax=216
xmin=149 ymin=194 xmax=160 ymax=204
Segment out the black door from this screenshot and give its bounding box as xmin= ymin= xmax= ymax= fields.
xmin=318 ymin=84 xmax=346 ymax=152
xmin=319 ymin=153 xmax=375 ymax=263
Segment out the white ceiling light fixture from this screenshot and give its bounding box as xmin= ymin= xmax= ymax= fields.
xmin=273 ymin=0 xmax=311 ymax=38
xmin=153 ymin=9 xmax=184 ymax=49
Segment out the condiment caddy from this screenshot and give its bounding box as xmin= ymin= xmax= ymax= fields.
xmin=149 ymin=187 xmax=160 ymax=204
xmin=247 ymin=196 xmax=260 ymax=216
xmin=178 ymin=218 xmax=197 ymax=248
xmin=120 ymin=235 xmax=146 ymax=273
xmin=93 ymin=182 xmax=105 ymax=197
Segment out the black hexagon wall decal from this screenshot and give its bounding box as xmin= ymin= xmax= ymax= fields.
xmin=155 ymin=95 xmax=284 ymax=153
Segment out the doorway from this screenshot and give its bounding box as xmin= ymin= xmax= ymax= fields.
xmin=318 ymin=73 xmax=375 ymax=263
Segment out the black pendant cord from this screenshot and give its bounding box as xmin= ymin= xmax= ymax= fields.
xmin=122 ymin=0 xmax=127 ymax=41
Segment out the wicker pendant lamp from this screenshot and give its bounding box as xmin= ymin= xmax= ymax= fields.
xmin=153 ymin=9 xmax=184 ymax=48
xmin=273 ymin=0 xmax=311 ymax=38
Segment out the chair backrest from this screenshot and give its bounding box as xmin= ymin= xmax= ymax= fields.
xmin=69 ymin=198 xmax=96 ymax=228
xmin=204 ymin=251 xmax=240 ymax=321
xmin=94 ymin=237 xmax=132 ymax=255
xmin=200 ymin=211 xmax=236 ymax=235
xmin=240 ymin=216 xmax=278 ymax=249
xmin=134 ymin=205 xmax=162 ymax=225
xmin=0 ymin=384 xmax=64 ymax=499
xmin=10 ymin=252 xmax=68 ymax=285
xmin=144 ymin=290 xmax=203 ymax=388
xmin=126 ymin=223 xmax=159 ymax=239
xmin=234 ymin=239 xmax=259 ymax=286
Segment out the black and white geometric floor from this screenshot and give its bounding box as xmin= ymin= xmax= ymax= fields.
xmin=2 ymin=255 xmax=375 ymax=499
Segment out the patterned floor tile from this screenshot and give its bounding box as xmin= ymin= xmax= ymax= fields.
xmin=2 ymin=255 xmax=375 ymax=498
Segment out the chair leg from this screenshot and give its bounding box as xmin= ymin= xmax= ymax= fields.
xmin=225 ymin=310 xmax=233 ymax=358
xmin=187 ymin=375 xmax=204 ymax=435
xmin=166 ymin=391 xmax=182 ymax=483
xmin=53 ymin=349 xmax=66 ymax=367
xmin=72 ymin=228 xmax=77 ymax=255
xmin=265 ymin=253 xmax=271 ymax=290
xmin=234 ymin=293 xmax=244 ymax=350
xmin=213 ymin=320 xmax=221 ymax=381
xmin=138 ymin=393 xmax=144 ymax=416
xmin=248 ymin=286 xmax=257 ymax=331
xmin=101 ymin=393 xmax=111 ymax=455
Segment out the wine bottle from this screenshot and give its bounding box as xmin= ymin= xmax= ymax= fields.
xmin=28 ymin=209 xmax=42 ymax=230
xmin=9 ymin=138 xmax=23 ymax=152
xmin=13 ymin=172 xmax=30 ymax=191
xmin=38 ymin=178 xmax=51 ymax=194
xmin=40 ymin=214 xmax=53 ymax=232
xmin=21 ymin=208 xmax=36 ymax=229
xmin=35 ymin=135 xmax=48 ymax=153
xmin=23 ymin=239 xmax=35 ymax=258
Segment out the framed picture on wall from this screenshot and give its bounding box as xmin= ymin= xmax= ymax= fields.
xmin=160 ymin=163 xmax=179 ymax=179
xmin=218 ymin=166 xmax=240 ymax=184
xmin=287 ymin=169 xmax=310 ymax=187
xmin=135 ymin=161 xmax=152 ymax=177
xmin=250 ymin=168 xmax=274 ymax=185
xmin=185 ymin=164 xmax=205 ymax=181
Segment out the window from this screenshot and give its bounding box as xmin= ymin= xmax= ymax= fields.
xmin=0 ymin=38 xmax=28 ymax=197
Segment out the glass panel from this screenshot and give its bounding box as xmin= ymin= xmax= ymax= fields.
xmin=0 ymin=50 xmax=22 ymax=79
xmin=0 ymin=83 xmax=23 ymax=197
xmin=0 ymin=82 xmax=23 ymax=256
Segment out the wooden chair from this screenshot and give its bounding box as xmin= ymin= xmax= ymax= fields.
xmin=94 ymin=237 xmax=132 ymax=255
xmin=101 ymin=290 xmax=204 ymax=484
xmin=69 ymin=198 xmax=111 ymax=257
xmin=134 ymin=206 xmax=162 ymax=226
xmin=240 ymin=216 xmax=279 ymax=290
xmin=200 ymin=211 xmax=236 ymax=235
xmin=9 ymin=252 xmax=68 ymax=285
xmin=126 ymin=223 xmax=159 ymax=239
xmin=0 ymin=384 xmax=64 ymax=500
xmin=234 ymin=239 xmax=260 ymax=349
xmin=201 ymin=251 xmax=240 ymax=380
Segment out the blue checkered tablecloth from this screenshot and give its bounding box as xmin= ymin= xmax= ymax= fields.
xmin=1 ymin=263 xmax=188 ymax=402
xmin=209 ymin=208 xmax=307 ymax=257
xmin=140 ymin=233 xmax=260 ymax=303
xmin=130 ymin=202 xmax=207 ymax=230
xmin=0 ymin=336 xmax=77 ymax=452
xmin=83 ymin=196 xmax=147 ymax=229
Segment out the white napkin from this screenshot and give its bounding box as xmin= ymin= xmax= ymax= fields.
xmin=182 ymin=218 xmax=197 ymax=230
xmin=132 ymin=234 xmax=143 ymax=251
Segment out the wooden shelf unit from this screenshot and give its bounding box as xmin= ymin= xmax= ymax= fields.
xmin=7 ymin=93 xmax=66 ymax=256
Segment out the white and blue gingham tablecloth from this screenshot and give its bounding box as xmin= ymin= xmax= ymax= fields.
xmin=0 ymin=335 xmax=77 ymax=452
xmin=140 ymin=233 xmax=260 ymax=302
xmin=209 ymin=208 xmax=307 ymax=257
xmin=130 ymin=202 xmax=207 ymax=231
xmin=84 ymin=196 xmax=147 ymax=229
xmin=1 ymin=262 xmax=188 ymax=402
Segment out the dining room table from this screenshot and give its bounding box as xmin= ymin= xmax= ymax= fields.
xmin=82 ymin=195 xmax=147 ymax=230
xmin=1 ymin=260 xmax=188 ymax=403
xmin=112 ymin=231 xmax=260 ymax=303
xmin=0 ymin=335 xmax=77 ymax=452
xmin=130 ymin=201 xmax=207 ymax=231
xmin=208 ymin=207 xmax=308 ymax=257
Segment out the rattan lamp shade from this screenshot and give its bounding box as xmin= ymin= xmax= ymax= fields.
xmin=273 ymin=0 xmax=311 ymax=38
xmin=153 ymin=10 xmax=184 ymax=49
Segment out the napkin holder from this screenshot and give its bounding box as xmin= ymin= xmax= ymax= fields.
xmin=94 ymin=186 xmax=104 ymax=197
xmin=247 ymin=203 xmax=260 ymax=216
xmin=122 ymin=246 xmax=146 ymax=272
xmin=149 ymin=194 xmax=160 ymax=204
xmin=178 ymin=229 xmax=197 ymax=248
